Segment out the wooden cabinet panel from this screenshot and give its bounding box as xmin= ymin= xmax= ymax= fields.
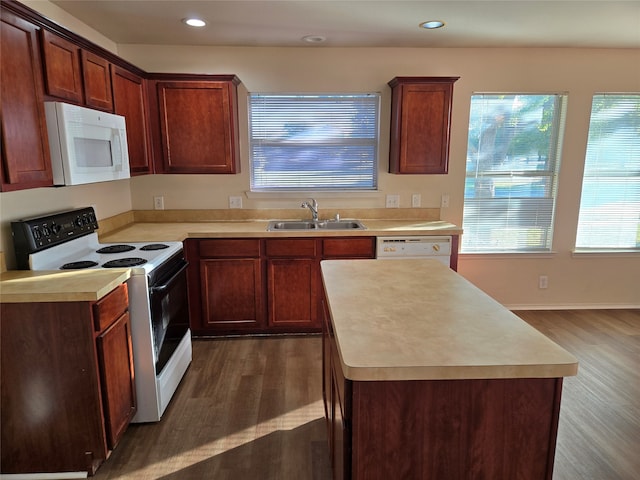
xmin=0 ymin=11 xmax=53 ymax=191
xmin=200 ymin=258 xmax=264 ymax=330
xmin=81 ymin=50 xmax=113 ymax=111
xmin=267 ymin=258 xmax=319 ymax=328
xmin=322 ymin=237 xmax=375 ymax=259
xmin=111 ymin=66 xmax=152 ymax=174
xmin=0 ymin=284 xmax=134 ymax=475
xmin=96 ymin=311 xmax=136 ymax=449
xmin=40 ymin=29 xmax=83 ymax=102
xmin=156 ymin=79 xmax=240 ymax=174
xmin=388 ymin=77 xmax=458 ymax=174
xmin=199 ymin=238 xmax=261 ymax=258
xmin=265 ymin=238 xmax=318 ymax=257
xmin=93 ymin=283 xmax=128 ymax=331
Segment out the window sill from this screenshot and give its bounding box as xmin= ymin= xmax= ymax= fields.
xmin=460 ymin=251 xmax=557 ymax=260
xmin=245 ymin=190 xmax=381 ymax=200
xmin=572 ymin=249 xmax=639 ymax=257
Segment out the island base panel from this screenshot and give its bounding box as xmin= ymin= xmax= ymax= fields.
xmin=348 ymin=377 xmax=562 ymax=480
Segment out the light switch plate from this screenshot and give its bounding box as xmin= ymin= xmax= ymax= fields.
xmin=229 ymin=196 xmax=243 ymax=209
xmin=412 ymin=194 xmax=421 ymax=208
xmin=386 ymin=194 xmax=400 ymax=208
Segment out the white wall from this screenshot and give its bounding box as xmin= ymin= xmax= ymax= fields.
xmin=1 ymin=1 xmax=638 ymax=308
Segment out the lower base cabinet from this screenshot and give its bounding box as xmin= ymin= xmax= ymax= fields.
xmin=0 ymin=284 xmax=136 ymax=476
xmin=321 ymin=294 xmax=563 ymax=480
xmin=186 ymin=237 xmax=375 ymax=336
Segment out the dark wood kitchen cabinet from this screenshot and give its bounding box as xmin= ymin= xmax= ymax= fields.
xmin=187 ymin=238 xmax=264 ymax=335
xmin=266 ymin=238 xmax=321 ymax=330
xmin=185 ymin=237 xmax=375 ymax=336
xmin=388 ymin=76 xmax=459 ymax=174
xmin=111 ymin=66 xmax=153 ymax=174
xmin=153 ymin=76 xmax=241 ymax=174
xmin=0 ymin=283 xmax=135 ymax=476
xmin=41 ymin=29 xmax=114 ymax=111
xmin=0 ymin=10 xmax=53 ymax=191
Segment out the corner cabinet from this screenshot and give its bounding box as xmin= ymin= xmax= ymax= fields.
xmin=388 ymin=76 xmax=459 ymax=174
xmin=111 ymin=66 xmax=153 ymax=175
xmin=152 ymin=75 xmax=241 ymax=174
xmin=0 ymin=10 xmax=53 ymax=191
xmin=0 ymin=284 xmax=136 ymax=476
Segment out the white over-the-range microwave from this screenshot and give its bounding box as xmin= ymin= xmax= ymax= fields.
xmin=44 ymin=101 xmax=130 ymax=186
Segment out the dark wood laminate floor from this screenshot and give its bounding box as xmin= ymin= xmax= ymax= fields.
xmin=94 ymin=310 xmax=640 ymax=480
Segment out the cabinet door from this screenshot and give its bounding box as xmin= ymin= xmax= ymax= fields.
xmin=267 ymin=258 xmax=319 ymax=329
xmin=157 ymin=81 xmax=239 ymax=174
xmin=81 ymin=50 xmax=113 ymax=111
xmin=96 ymin=311 xmax=136 ymax=449
xmin=40 ymin=29 xmax=83 ymax=103
xmin=0 ymin=11 xmax=53 ymax=191
xmin=388 ymin=77 xmax=458 ymax=174
xmin=200 ymin=258 xmax=264 ymax=330
xmin=111 ymin=66 xmax=152 ymax=174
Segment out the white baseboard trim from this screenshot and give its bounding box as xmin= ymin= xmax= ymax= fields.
xmin=507 ymin=303 xmax=640 ymax=311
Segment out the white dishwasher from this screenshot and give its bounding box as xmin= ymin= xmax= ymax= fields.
xmin=376 ymin=236 xmax=452 ymax=266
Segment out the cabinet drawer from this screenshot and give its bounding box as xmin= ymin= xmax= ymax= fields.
xmin=199 ymin=239 xmax=261 ymax=258
xmin=323 ymin=237 xmax=375 ymax=259
xmin=266 ymin=239 xmax=318 ymax=257
xmin=93 ymin=283 xmax=128 ymax=332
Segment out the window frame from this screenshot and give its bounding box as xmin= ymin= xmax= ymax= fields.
xmin=575 ymin=92 xmax=640 ymax=252
xmin=248 ymin=92 xmax=380 ymax=192
xmin=461 ymin=92 xmax=568 ymax=254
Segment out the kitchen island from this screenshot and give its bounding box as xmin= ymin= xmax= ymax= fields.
xmin=320 ymin=259 xmax=578 ymax=480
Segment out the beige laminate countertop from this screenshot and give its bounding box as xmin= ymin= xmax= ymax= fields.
xmin=321 ymin=259 xmax=578 ymax=382
xmin=0 ymin=269 xmax=131 ymax=303
xmin=98 ymin=219 xmax=462 ymax=243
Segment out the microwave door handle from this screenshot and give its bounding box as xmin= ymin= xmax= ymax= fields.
xmin=112 ymin=131 xmax=123 ymax=168
xmin=149 ymin=261 xmax=189 ymax=294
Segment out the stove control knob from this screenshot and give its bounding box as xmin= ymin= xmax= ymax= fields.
xmin=51 ymin=223 xmax=61 ymax=234
xmin=33 ymin=228 xmax=42 ymax=240
xmin=75 ymin=217 xmax=84 ymax=227
xmin=41 ymin=225 xmax=51 ymax=236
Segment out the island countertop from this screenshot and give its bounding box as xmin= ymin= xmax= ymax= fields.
xmin=320 ymin=259 xmax=578 ymax=381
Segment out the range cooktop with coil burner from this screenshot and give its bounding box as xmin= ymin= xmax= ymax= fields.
xmin=11 ymin=207 xmax=183 ymax=275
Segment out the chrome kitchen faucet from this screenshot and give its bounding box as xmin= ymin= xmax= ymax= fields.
xmin=301 ymin=198 xmax=318 ymax=221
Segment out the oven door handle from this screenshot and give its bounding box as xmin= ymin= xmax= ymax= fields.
xmin=150 ymin=261 xmax=188 ymax=294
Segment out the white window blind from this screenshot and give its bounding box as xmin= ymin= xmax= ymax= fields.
xmin=249 ymin=93 xmax=379 ymax=191
xmin=462 ymin=94 xmax=567 ymax=253
xmin=576 ymin=94 xmax=640 ymax=250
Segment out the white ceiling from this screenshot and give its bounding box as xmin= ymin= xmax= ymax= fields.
xmin=50 ymin=0 xmax=640 ymax=49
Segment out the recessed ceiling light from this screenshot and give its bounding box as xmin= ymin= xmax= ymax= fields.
xmin=420 ymin=20 xmax=445 ymax=30
xmin=183 ymin=18 xmax=206 ymax=27
xmin=302 ymin=35 xmax=326 ymax=44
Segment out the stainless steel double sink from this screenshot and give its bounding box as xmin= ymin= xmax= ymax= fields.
xmin=266 ymin=219 xmax=366 ymax=231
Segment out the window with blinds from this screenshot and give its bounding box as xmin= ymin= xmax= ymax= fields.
xmin=462 ymin=94 xmax=567 ymax=253
xmin=576 ymin=94 xmax=640 ymax=250
xmin=249 ymin=93 xmax=379 ymax=191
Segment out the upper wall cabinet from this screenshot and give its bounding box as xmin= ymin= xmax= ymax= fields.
xmin=111 ymin=66 xmax=153 ymax=175
xmin=0 ymin=10 xmax=53 ymax=191
xmin=388 ymin=76 xmax=459 ymax=174
xmin=153 ymin=76 xmax=241 ymax=174
xmin=41 ymin=29 xmax=114 ymax=111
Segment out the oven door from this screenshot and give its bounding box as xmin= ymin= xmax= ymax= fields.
xmin=148 ymin=255 xmax=190 ymax=375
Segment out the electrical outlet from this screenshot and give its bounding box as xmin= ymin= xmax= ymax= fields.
xmin=229 ymin=196 xmax=243 ymax=209
xmin=411 ymin=193 xmax=421 ymax=208
xmin=153 ymin=196 xmax=165 ymax=210
xmin=538 ymin=275 xmax=548 ymax=289
xmin=386 ymin=194 xmax=400 ymax=208
xmin=441 ymin=194 xmax=450 ymax=208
